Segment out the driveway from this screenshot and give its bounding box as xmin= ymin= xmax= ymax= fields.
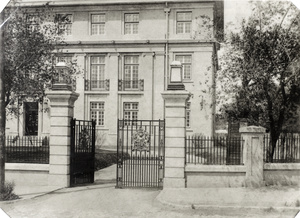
xmin=0 ymin=165 xmax=298 ymax=218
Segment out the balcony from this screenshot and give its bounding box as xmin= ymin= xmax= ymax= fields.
xmin=118 ymin=80 xmax=144 ymax=91
xmin=85 ymin=79 xmax=110 ymax=91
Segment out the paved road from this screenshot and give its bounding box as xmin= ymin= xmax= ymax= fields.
xmin=0 ymin=182 xmax=298 ymax=218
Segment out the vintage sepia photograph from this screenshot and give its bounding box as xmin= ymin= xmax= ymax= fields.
xmin=0 ymin=0 xmax=299 ymax=217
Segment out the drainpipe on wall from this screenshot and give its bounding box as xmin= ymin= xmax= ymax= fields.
xmin=164 ymin=5 xmax=170 ymax=119
xmin=152 ymin=52 xmax=155 ymax=120
xmin=164 ymin=6 xmax=170 ymax=91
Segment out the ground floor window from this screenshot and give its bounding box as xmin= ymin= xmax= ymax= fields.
xmin=24 ymin=102 xmax=38 ymax=136
xmin=123 ymin=102 xmax=138 ymax=125
xmin=90 ymin=102 xmax=105 ymax=126
xmin=186 ymin=102 xmax=191 ymax=128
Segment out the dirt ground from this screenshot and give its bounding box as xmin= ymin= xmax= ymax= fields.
xmin=0 ymin=182 xmax=298 ymax=218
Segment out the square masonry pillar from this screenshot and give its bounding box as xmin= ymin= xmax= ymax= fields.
xmin=46 ymin=90 xmax=79 ymax=188
xmin=162 ymin=91 xmax=190 ymax=188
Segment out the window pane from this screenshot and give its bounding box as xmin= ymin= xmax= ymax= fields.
xmin=92 ymin=14 xmax=105 ymax=23
xmin=132 ymin=103 xmax=138 ymax=110
xmin=184 ymin=23 xmax=191 ymax=33
xmin=132 ymin=23 xmax=138 ymax=34
xmin=177 ymin=23 xmax=184 ymax=34
xmin=184 ymin=65 xmax=191 ymax=79
xmin=177 ymin=12 xmax=191 ymax=21
xmin=175 ymin=55 xmax=184 ymax=63
xmin=92 ymin=24 xmax=105 ymax=35
xmin=125 ymin=13 xmax=139 ymax=22
xmin=125 ymin=23 xmax=131 ymax=34
xmin=90 ymin=102 xmax=105 ymax=126
xmin=91 ymin=56 xmax=105 ymax=64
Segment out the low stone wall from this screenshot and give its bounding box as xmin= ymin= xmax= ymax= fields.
xmin=264 ymin=163 xmax=300 ymax=186
xmin=5 ymin=163 xmax=49 ymax=186
xmin=185 ymin=164 xmax=246 ymax=188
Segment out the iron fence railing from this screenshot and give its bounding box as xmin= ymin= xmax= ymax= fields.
xmin=116 ymin=119 xmax=165 ymax=188
xmin=185 ymin=136 xmax=244 ymax=165
xmin=70 ymin=118 xmax=96 ymax=186
xmin=85 ymin=79 xmax=110 ymax=91
xmin=6 ymin=135 xmax=49 ymax=164
xmin=263 ymin=134 xmax=300 ymax=163
xmin=118 ymin=79 xmax=144 ymax=91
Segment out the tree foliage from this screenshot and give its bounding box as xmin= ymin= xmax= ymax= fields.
xmin=3 ymin=4 xmax=79 ymax=113
xmin=0 ymin=3 xmax=81 ymax=192
xmin=217 ymin=1 xmax=300 ymax=162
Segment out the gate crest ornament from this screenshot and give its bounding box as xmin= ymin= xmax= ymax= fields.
xmin=132 ymin=127 xmax=150 ymax=152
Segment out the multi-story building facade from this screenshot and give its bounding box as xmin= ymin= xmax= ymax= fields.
xmin=6 ymin=0 xmax=224 ymax=149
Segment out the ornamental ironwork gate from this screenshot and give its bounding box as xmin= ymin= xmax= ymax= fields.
xmin=116 ymin=120 xmax=165 ymax=188
xmin=70 ymin=118 xmax=96 ymax=187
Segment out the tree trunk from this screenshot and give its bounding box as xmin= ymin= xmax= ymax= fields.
xmin=0 ymin=11 xmax=5 ymax=192
xmin=268 ymin=128 xmax=280 ymax=163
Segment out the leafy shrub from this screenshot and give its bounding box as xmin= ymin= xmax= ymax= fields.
xmin=0 ymin=182 xmax=19 ymax=201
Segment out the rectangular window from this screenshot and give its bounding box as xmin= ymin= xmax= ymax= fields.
xmin=175 ymin=55 xmax=192 ymax=80
xmin=123 ymin=102 xmax=138 ymax=125
xmin=124 ymin=13 xmax=139 ymax=34
xmin=90 ymin=56 xmax=105 ymax=89
xmin=90 ymin=102 xmax=105 ymax=126
xmin=56 ymin=14 xmax=73 ymax=36
xmin=177 ymin=12 xmax=192 ymax=34
xmin=57 ymin=56 xmax=73 ymax=64
xmin=24 ymin=102 xmax=39 ymax=136
xmin=26 ymin=14 xmax=39 ymax=32
xmin=124 ymin=56 xmax=139 ymax=89
xmin=186 ymin=102 xmax=191 ymax=128
xmin=91 ymin=14 xmax=105 ymax=35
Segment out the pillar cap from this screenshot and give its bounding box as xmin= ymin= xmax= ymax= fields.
xmin=239 ymin=126 xmax=266 ymax=134
xmin=161 ymin=90 xmax=190 ymax=99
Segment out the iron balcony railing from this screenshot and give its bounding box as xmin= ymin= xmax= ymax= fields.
xmin=185 ymin=136 xmax=244 ymax=165
xmin=5 ymin=135 xmax=49 ymax=164
xmin=118 ymin=79 xmax=144 ymax=91
xmin=85 ymin=79 xmax=110 ymax=91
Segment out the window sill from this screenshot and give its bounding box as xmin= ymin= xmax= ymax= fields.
xmin=85 ymin=91 xmax=110 ymax=95
xmin=186 ymin=128 xmax=193 ymax=133
xmin=118 ymin=91 xmax=144 ymax=95
xmin=95 ymin=127 xmax=109 ymax=131
xmin=183 ymin=80 xmax=193 ymax=83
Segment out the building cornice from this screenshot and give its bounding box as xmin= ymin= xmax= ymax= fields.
xmin=55 ymin=39 xmax=216 ymax=47
xmin=14 ymin=0 xmax=221 ymax=7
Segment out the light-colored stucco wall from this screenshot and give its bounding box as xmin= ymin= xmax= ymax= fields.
xmin=6 ymin=1 xmax=221 ymax=148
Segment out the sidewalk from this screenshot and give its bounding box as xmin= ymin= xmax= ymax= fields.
xmin=13 ymin=185 xmax=62 ymax=200
xmin=9 ymin=164 xmax=300 ymax=212
xmin=157 ymin=186 xmax=300 ymax=210
xmin=11 ymin=164 xmax=117 ymax=200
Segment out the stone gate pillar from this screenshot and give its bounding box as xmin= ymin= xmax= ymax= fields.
xmin=239 ymin=126 xmax=266 ymax=187
xmin=162 ymin=91 xmax=190 ymax=188
xmin=46 ymin=68 xmax=79 ymax=187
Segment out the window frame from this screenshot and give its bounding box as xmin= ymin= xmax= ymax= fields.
xmin=56 ymin=54 xmax=73 ymax=64
xmin=90 ymin=102 xmax=105 ymax=126
xmin=55 ymin=13 xmax=73 ymax=36
xmin=26 ymin=14 xmax=40 ymax=32
xmin=24 ymin=102 xmax=39 ymax=136
xmin=90 ymin=55 xmax=106 ymax=90
xmin=90 ymin=13 xmax=106 ymax=35
xmin=174 ymin=53 xmax=193 ymax=81
xmin=176 ymin=11 xmax=192 ymax=34
xmin=123 ymin=55 xmax=139 ymax=90
xmin=123 ymin=102 xmax=139 ymax=125
xmin=124 ymin=13 xmax=139 ymax=35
